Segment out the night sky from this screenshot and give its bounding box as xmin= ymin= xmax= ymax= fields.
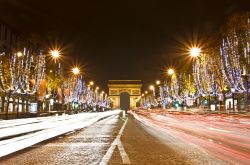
xmin=0 ymin=0 xmax=250 ymax=90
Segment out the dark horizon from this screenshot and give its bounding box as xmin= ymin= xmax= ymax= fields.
xmin=0 ymin=0 xmax=250 ymax=90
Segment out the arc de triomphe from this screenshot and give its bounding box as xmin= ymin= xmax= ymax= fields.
xmin=108 ymin=80 xmax=142 ymax=109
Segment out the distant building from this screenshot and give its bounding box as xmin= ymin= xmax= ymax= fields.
xmin=108 ymin=80 xmax=142 ymax=110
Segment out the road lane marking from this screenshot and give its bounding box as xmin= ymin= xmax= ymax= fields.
xmin=99 ymin=117 xmax=131 ymax=165
xmin=43 ymin=142 xmax=110 ymax=147
xmin=117 ymin=140 xmax=130 ymax=164
xmin=68 ymin=135 xmax=115 ymax=138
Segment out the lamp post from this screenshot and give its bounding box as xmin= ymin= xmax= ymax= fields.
xmin=50 ymin=50 xmax=61 ymax=75
xmin=189 ymin=47 xmax=201 ymax=108
xmin=94 ymin=86 xmax=99 ymax=111
xmin=16 ymin=52 xmax=23 ymax=117
xmin=231 ymin=88 xmax=236 ymax=113
xmin=101 ymin=91 xmax=105 ymax=111
xmin=167 ymin=68 xmax=175 ymax=92
xmin=222 ymin=86 xmax=228 ymax=111
xmin=208 ymin=92 xmax=211 ymax=110
xmin=167 ymin=68 xmax=175 ymax=105
xmin=149 ymin=85 xmax=155 ymax=96
xmin=50 ymin=50 xmax=61 ymax=112
xmin=87 ymin=81 xmax=94 ymax=111
xmin=155 ymin=80 xmax=161 ymax=107
xmin=202 ymin=93 xmax=206 ymax=108
xmin=100 ymin=91 xmax=106 ymax=111
xmin=246 ymin=77 xmax=249 ymax=112
xmin=141 ymin=94 xmax=145 ymax=108
xmin=155 ymin=80 xmax=160 ymax=97
xmin=72 ymin=67 xmax=81 ymax=112
xmin=144 ymin=91 xmax=149 ymax=108
xmin=242 ymin=70 xmax=249 ymax=112
xmin=149 ymin=85 xmax=155 ymax=108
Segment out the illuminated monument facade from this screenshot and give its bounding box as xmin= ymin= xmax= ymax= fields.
xmin=108 ymin=80 xmax=142 ymax=110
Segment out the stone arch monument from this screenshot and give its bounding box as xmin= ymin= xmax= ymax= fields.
xmin=108 ymin=80 xmax=142 ymax=109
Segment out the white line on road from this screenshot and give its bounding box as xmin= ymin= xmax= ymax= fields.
xmin=117 ymin=140 xmax=130 ymax=164
xmin=99 ymin=117 xmax=131 ymax=165
xmin=43 ymin=142 xmax=110 ymax=147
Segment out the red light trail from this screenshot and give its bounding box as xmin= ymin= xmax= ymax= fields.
xmin=130 ymin=110 xmax=250 ymax=165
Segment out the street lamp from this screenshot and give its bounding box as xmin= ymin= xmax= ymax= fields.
xmin=50 ymin=50 xmax=60 ymax=61
xmin=95 ymin=86 xmax=99 ymax=94
xmin=149 ymin=85 xmax=156 ymax=108
xmin=89 ymin=81 xmax=94 ymax=86
xmin=189 ymin=47 xmax=202 ymax=108
xmin=222 ymin=86 xmax=228 ymax=111
xmin=155 ymin=80 xmax=161 ymax=105
xmin=72 ymin=67 xmax=80 ymax=75
xmin=189 ymin=47 xmax=201 ymax=58
xmin=17 ymin=51 xmax=23 ymax=57
xmin=231 ymin=87 xmax=236 ymax=112
xmin=149 ymin=85 xmax=155 ymax=96
xmin=49 ymin=49 xmax=62 ymax=76
xmin=48 ymin=50 xmax=61 ymax=111
xmin=242 ymin=68 xmax=249 ymax=112
xmin=156 ymin=80 xmax=161 ymax=85
xmin=167 ymin=68 xmax=175 ymax=76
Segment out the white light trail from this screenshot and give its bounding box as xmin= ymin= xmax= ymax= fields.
xmin=0 ymin=110 xmax=121 ymax=158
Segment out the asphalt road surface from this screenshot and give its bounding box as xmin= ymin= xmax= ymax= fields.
xmin=130 ymin=110 xmax=250 ymax=165
xmin=0 ymin=111 xmax=246 ymax=165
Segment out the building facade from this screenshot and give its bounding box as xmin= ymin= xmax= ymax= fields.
xmin=108 ymin=80 xmax=142 ymax=109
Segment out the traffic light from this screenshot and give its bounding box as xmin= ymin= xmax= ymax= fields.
xmin=173 ymin=101 xmax=180 ymax=108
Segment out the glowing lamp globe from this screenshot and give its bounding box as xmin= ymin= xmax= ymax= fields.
xmin=51 ymin=50 xmax=60 ymax=59
xmin=72 ymin=67 xmax=80 ymax=75
xmin=167 ymin=68 xmax=175 ymax=75
xmin=190 ymin=47 xmax=201 ymax=58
